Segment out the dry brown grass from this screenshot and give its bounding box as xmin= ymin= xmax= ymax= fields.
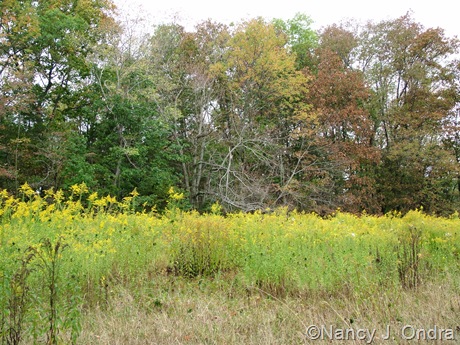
xmin=75 ymin=277 xmax=460 ymax=345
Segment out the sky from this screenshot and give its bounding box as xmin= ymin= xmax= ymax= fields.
xmin=114 ymin=0 xmax=458 ymax=38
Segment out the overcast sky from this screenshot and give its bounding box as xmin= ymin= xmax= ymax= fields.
xmin=114 ymin=0 xmax=458 ymax=38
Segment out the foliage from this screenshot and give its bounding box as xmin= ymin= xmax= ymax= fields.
xmin=0 ymin=0 xmax=116 ymax=191
xmin=273 ymin=12 xmax=319 ymax=70
xmin=355 ymin=14 xmax=460 ymax=214
xmin=1 ymin=5 xmax=460 ymax=214
xmin=1 ymin=185 xmax=460 ymax=342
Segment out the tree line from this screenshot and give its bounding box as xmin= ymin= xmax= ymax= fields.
xmin=1 ymin=0 xmax=460 ymax=215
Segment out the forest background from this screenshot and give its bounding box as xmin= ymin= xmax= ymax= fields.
xmin=1 ymin=0 xmax=460 ymax=216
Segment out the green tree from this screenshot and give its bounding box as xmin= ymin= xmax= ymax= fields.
xmin=88 ymin=15 xmax=178 ymax=203
xmin=206 ymin=18 xmax=310 ymax=211
xmin=357 ymin=14 xmax=460 ymax=214
xmin=273 ymin=13 xmax=318 ymax=70
xmin=0 ymin=0 xmax=115 ymax=191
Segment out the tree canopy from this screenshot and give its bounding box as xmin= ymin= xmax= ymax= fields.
xmin=1 ymin=4 xmax=459 ymax=215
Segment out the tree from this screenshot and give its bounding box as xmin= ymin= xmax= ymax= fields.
xmin=294 ymin=25 xmax=380 ymax=213
xmin=0 ymin=0 xmax=116 ymax=191
xmin=87 ymin=14 xmax=179 ymax=203
xmin=273 ymin=13 xmax=318 ymax=70
xmin=204 ymin=18 xmax=311 ymax=211
xmin=357 ymin=14 xmax=460 ymax=213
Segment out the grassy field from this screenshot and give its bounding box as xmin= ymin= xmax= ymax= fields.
xmin=1 ymin=184 xmax=460 ymax=344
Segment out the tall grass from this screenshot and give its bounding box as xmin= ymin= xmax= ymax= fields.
xmin=1 ymin=184 xmax=459 ymax=343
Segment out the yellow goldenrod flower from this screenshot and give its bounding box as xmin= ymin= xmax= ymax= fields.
xmin=210 ymin=201 xmax=222 ymax=215
xmin=54 ymin=189 xmax=64 ymax=203
xmin=88 ymin=192 xmax=98 ymax=203
xmin=19 ymin=183 xmax=35 ymax=198
xmin=44 ymin=187 xmax=55 ymax=198
xmin=168 ymin=187 xmax=184 ymax=201
xmin=79 ymin=182 xmax=89 ymax=194
xmin=70 ymin=184 xmax=81 ymax=195
xmin=105 ymin=195 xmax=117 ymax=204
xmin=0 ymin=189 xmax=9 ymax=200
xmin=94 ymin=198 xmax=107 ymax=208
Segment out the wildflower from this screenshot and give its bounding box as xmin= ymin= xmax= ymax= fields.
xmin=44 ymin=187 xmax=55 ymax=198
xmin=70 ymin=184 xmax=80 ymax=195
xmin=88 ymin=192 xmax=98 ymax=203
xmin=70 ymin=182 xmax=89 ymax=196
xmin=4 ymin=196 xmax=16 ymax=208
xmin=0 ymin=189 xmax=9 ymax=200
xmin=106 ymin=195 xmax=117 ymax=204
xmin=94 ymin=198 xmax=107 ymax=208
xmin=54 ymin=189 xmax=64 ymax=203
xmin=210 ymin=201 xmax=222 ymax=215
xmin=122 ymin=196 xmax=132 ymax=204
xmin=19 ymin=183 xmax=35 ymax=198
xmin=79 ymin=182 xmax=89 ymax=194
xmin=168 ymin=187 xmax=184 ymax=201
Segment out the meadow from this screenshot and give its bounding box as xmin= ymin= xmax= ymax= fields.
xmin=1 ymin=183 xmax=459 ymax=344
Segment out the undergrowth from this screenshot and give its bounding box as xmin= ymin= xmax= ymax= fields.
xmin=1 ymin=183 xmax=459 ymax=343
